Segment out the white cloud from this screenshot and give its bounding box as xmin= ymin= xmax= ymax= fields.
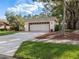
xmin=33 ymin=2 xmax=44 ymax=8
xmin=7 ymin=1 xmax=44 ymax=14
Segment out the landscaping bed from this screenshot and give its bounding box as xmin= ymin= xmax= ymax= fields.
xmin=0 ymin=31 xmax=16 ymax=36
xmin=35 ymin=32 xmax=79 ymax=40
xmin=35 ymin=32 xmax=58 ymax=39
xmin=14 ymin=41 xmax=79 ymax=59
xmin=52 ymin=32 xmax=79 ymax=40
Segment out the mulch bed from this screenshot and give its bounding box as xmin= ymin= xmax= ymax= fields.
xmin=35 ymin=32 xmax=58 ymax=39
xmin=35 ymin=32 xmax=79 ymax=41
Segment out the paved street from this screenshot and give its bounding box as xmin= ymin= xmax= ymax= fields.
xmin=0 ymin=32 xmax=45 ymax=56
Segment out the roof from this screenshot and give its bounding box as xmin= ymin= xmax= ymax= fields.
xmin=0 ymin=20 xmax=9 ymax=25
xmin=25 ymin=17 xmax=58 ymax=22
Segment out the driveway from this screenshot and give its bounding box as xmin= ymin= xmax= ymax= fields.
xmin=0 ymin=32 xmax=45 ymax=56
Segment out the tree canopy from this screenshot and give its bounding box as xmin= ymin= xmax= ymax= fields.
xmin=34 ymin=0 xmax=79 ymax=30
xmin=5 ymin=12 xmax=25 ymax=31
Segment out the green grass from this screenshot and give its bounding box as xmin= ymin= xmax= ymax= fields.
xmin=0 ymin=31 xmax=16 ymax=36
xmin=14 ymin=41 xmax=79 ymax=59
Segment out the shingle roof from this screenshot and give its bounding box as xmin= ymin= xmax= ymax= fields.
xmin=0 ymin=20 xmax=9 ymax=25
xmin=25 ymin=17 xmax=58 ymax=22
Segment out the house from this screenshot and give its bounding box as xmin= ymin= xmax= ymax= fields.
xmin=24 ymin=17 xmax=58 ymax=32
xmin=0 ymin=21 xmax=10 ymax=30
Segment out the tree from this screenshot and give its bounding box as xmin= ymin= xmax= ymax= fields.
xmin=65 ymin=0 xmax=79 ymax=30
xmin=34 ymin=0 xmax=63 ymax=20
xmin=34 ymin=0 xmax=64 ymax=31
xmin=36 ymin=0 xmax=79 ymax=30
xmin=5 ymin=12 xmax=25 ymax=31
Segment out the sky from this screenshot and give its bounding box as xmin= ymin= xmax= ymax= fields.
xmin=0 ymin=0 xmax=45 ymax=19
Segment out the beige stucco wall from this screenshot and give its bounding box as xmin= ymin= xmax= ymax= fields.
xmin=24 ymin=22 xmax=29 ymax=31
xmin=50 ymin=21 xmax=56 ymax=31
xmin=25 ymin=20 xmax=57 ymax=32
xmin=0 ymin=26 xmax=5 ymax=29
xmin=6 ymin=26 xmax=10 ymax=29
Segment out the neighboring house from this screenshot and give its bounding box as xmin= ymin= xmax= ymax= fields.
xmin=0 ymin=21 xmax=10 ymax=30
xmin=24 ymin=17 xmax=58 ymax=32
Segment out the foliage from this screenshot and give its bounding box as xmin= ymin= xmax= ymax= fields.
xmin=5 ymin=12 xmax=25 ymax=31
xmin=34 ymin=0 xmax=63 ymax=21
xmin=55 ymin=24 xmax=61 ymax=31
xmin=15 ymin=41 xmax=79 ymax=59
xmin=0 ymin=29 xmax=6 ymax=31
xmin=36 ymin=0 xmax=79 ymax=30
xmin=34 ymin=0 xmax=64 ymax=31
xmin=24 ymin=14 xmax=32 ymax=19
xmin=65 ymin=0 xmax=79 ymax=30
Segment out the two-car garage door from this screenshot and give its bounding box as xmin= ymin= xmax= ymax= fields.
xmin=29 ymin=22 xmax=50 ymax=32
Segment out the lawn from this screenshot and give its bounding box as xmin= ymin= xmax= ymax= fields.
xmin=0 ymin=31 xmax=16 ymax=36
xmin=14 ymin=41 xmax=79 ymax=59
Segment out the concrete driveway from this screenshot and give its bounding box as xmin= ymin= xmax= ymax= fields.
xmin=0 ymin=32 xmax=45 ymax=56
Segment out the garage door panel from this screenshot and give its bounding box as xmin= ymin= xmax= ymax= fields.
xmin=30 ymin=24 xmax=49 ymax=31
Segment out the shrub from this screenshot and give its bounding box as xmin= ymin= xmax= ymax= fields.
xmin=55 ymin=25 xmax=59 ymax=31
xmin=55 ymin=24 xmax=62 ymax=31
xmin=0 ymin=29 xmax=6 ymax=31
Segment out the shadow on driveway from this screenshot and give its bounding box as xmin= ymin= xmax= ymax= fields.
xmin=0 ymin=54 xmax=17 ymax=59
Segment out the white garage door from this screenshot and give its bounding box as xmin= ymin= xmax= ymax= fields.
xmin=29 ymin=24 xmax=49 ymax=32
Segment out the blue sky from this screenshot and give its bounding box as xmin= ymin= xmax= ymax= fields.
xmin=0 ymin=0 xmax=44 ymax=19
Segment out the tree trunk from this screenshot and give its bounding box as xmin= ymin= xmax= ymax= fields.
xmin=66 ymin=0 xmax=79 ymax=30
